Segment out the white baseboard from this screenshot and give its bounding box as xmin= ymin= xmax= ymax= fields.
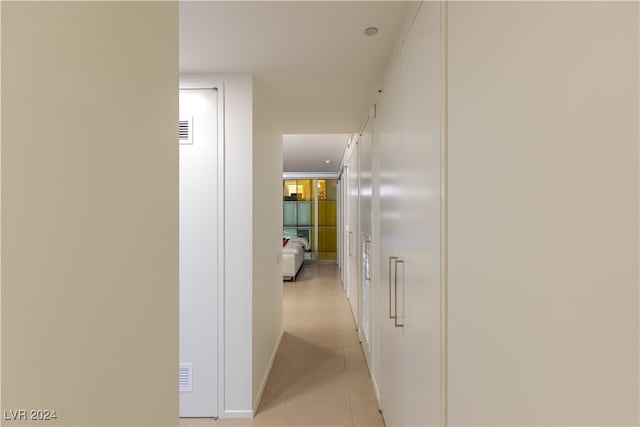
xmin=221 ymin=409 xmax=253 ymax=419
xmin=252 ymin=329 xmax=285 ymax=412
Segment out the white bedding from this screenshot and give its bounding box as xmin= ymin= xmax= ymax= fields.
xmin=282 ymin=238 xmax=307 ymax=281
xmin=286 ymin=237 xmax=310 ymax=250
xmin=283 ymin=241 xmax=304 ymax=257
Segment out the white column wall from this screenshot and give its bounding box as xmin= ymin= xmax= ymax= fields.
xmin=180 ymin=74 xmax=283 ymax=417
xmin=181 ymin=74 xmax=254 ymax=416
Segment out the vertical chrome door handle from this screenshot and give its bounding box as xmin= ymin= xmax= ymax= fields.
xmin=394 ymin=259 xmax=404 ymax=328
xmin=388 ymin=256 xmax=398 ymax=319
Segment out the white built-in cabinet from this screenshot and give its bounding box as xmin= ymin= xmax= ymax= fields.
xmin=370 ymin=2 xmax=444 ymax=426
xmin=340 ymin=3 xmax=444 ymax=424
xmin=342 ymin=1 xmax=638 ymax=426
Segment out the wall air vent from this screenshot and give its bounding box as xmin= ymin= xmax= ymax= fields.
xmin=179 ymin=117 xmax=193 ymax=145
xmin=179 ymin=363 xmax=193 ymax=392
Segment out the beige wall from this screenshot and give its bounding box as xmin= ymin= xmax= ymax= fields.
xmin=252 ymin=77 xmax=284 ymax=408
xmin=1 ymin=2 xmax=178 ymax=426
xmin=447 ymin=2 xmax=639 ymax=425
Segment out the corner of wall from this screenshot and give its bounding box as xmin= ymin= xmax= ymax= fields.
xmin=251 ymin=77 xmax=284 ymax=407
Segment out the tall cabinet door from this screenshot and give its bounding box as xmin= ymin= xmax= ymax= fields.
xmin=377 ymin=46 xmax=406 ymax=425
xmin=359 ymin=112 xmax=375 ymax=366
xmin=377 ymin=3 xmax=444 ymax=426
xmin=346 ymin=144 xmax=360 ymax=324
xmin=397 ymin=2 xmax=444 ymax=425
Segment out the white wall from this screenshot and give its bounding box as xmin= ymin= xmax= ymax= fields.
xmin=1 ymin=2 xmax=178 ymax=425
xmin=447 ymin=2 xmax=639 ymax=425
xmin=181 ymin=74 xmax=254 ymax=416
xmin=251 ymin=77 xmax=284 ymax=408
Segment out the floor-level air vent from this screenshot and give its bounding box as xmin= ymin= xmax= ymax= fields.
xmin=179 ymin=363 xmax=193 ymax=392
xmin=179 ymin=117 xmax=193 ymax=145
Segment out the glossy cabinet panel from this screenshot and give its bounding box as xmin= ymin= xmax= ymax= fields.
xmin=346 ymin=147 xmax=360 ymax=322
xmin=359 ymin=113 xmax=374 ymax=366
xmin=375 ymin=3 xmax=443 ymax=427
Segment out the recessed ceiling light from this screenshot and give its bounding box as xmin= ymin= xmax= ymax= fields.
xmin=364 ymin=27 xmax=378 ymax=36
xmin=325 ymin=160 xmax=331 ymax=164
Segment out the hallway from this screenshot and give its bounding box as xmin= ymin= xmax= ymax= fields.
xmin=180 ymin=263 xmax=384 ymax=426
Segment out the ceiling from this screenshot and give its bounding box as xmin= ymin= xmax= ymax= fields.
xmin=179 ymin=1 xmax=412 ymax=134
xmin=283 ymin=134 xmax=350 ymax=173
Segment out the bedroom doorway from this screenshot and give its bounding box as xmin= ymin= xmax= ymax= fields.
xmin=282 ymin=178 xmax=338 ymax=262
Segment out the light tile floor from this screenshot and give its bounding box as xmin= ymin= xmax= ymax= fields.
xmin=180 ymin=262 xmax=384 ymax=427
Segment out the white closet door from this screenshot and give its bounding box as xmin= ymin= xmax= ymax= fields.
xmin=359 ymin=116 xmax=374 ymax=365
xmin=377 ymin=3 xmax=444 ymax=426
xmin=179 ymin=89 xmax=219 ymax=417
xmin=396 ymin=2 xmax=443 ymax=425
xmin=377 ymin=46 xmax=405 ymax=426
xmin=346 ymin=145 xmax=360 ymax=325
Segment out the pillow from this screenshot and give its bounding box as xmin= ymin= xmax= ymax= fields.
xmin=287 ymin=237 xmax=310 ymax=250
